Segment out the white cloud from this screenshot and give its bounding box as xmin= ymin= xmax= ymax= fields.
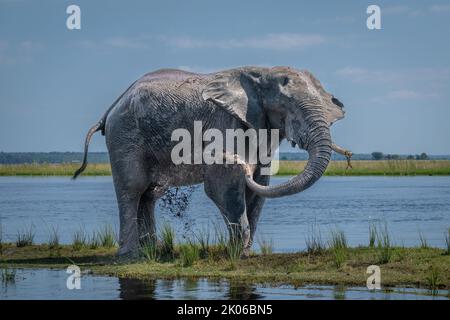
xmin=335 ymin=67 xmax=369 ymax=78
xmin=382 ymin=4 xmax=450 ymax=16
xmin=313 ymin=16 xmax=356 ymax=24
xmin=335 ymin=67 xmax=450 ymax=84
xmin=0 ymin=40 xmax=9 ymax=50
xmin=430 ymin=4 xmax=450 ymax=13
xmin=161 ymin=33 xmax=326 ymax=50
xmin=18 ymin=40 xmax=44 ymax=51
xmin=103 ymin=37 xmax=149 ymax=49
xmin=385 ymin=90 xmax=438 ymax=100
xmin=383 ymin=5 xmax=411 ymax=15
xmin=0 ymin=40 xmax=44 ymax=65
xmin=83 ymin=33 xmax=326 ymax=51
xmin=369 ymin=89 xmax=440 ymax=104
xmin=336 ymin=67 xmax=449 ymax=104
xmin=383 ymin=5 xmax=422 ymax=17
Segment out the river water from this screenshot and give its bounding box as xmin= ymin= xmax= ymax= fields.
xmin=0 ymin=176 xmax=449 ymax=250
xmin=0 ymin=176 xmax=449 ymax=300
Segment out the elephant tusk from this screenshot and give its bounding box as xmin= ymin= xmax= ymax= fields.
xmin=221 ymin=151 xmax=255 ymax=176
xmin=331 ymin=143 xmax=353 ymax=169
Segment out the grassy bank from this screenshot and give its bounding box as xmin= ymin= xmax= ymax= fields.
xmin=1 ymin=243 xmax=449 ymax=290
xmin=0 ymin=163 xmax=112 ymax=176
xmin=1 ymin=160 xmax=450 ymax=176
xmin=276 ymin=160 xmax=450 ymax=176
xmin=2 ymin=223 xmax=449 ymax=291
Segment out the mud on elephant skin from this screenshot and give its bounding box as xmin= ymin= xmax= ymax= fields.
xmin=73 ymin=66 xmax=350 ymax=257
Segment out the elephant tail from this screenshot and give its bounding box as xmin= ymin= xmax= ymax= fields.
xmin=72 ymin=79 xmax=139 ymax=180
xmin=72 ymin=121 xmax=103 ymax=180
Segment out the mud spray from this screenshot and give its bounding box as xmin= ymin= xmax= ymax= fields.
xmin=158 ymin=185 xmax=198 ymax=239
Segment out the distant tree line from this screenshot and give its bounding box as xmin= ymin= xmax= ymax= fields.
xmin=0 ymin=151 xmax=444 ymax=164
xmin=0 ymin=152 xmax=110 ymax=164
xmin=371 ymin=151 xmax=429 ymax=161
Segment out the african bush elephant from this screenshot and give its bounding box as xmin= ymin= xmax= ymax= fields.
xmin=73 ymin=66 xmax=349 ymax=257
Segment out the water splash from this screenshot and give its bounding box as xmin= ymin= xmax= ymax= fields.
xmin=158 ymin=185 xmax=198 ymax=237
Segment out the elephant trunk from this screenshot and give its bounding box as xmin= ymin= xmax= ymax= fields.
xmin=245 ymin=117 xmax=332 ymax=198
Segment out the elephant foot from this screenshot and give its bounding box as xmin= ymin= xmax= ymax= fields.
xmin=116 ymin=245 xmax=139 ymax=260
xmin=241 ymin=246 xmax=251 ymax=258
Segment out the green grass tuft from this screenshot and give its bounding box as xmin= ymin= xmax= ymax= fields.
xmin=194 ymin=227 xmax=211 ymax=259
xmin=369 ymin=223 xmax=377 ymax=248
xmin=445 ymin=229 xmax=450 ymax=255
xmin=305 ymin=223 xmax=325 ymax=255
xmin=376 ymin=222 xmax=392 ymax=264
xmin=159 ymin=223 xmax=175 ymax=261
xmin=89 ymin=231 xmax=100 ymax=249
xmin=72 ymin=227 xmax=88 ymax=251
xmin=179 ymin=241 xmax=200 ymax=267
xmin=47 ymin=226 xmax=60 ymax=250
xmin=140 ymin=241 xmax=158 ymax=262
xmin=419 ymin=231 xmax=429 ymax=249
xmin=426 ymin=265 xmax=440 ymax=295
xmin=213 ymin=222 xmax=228 ymax=253
xmin=16 ymin=225 xmax=35 ymax=247
xmin=258 ymin=235 xmax=274 ymax=255
xmin=329 ymin=229 xmax=347 ymax=269
xmin=226 ymin=226 xmax=244 ymax=269
xmin=98 ymin=224 xmax=117 ymax=248
xmin=0 ymin=221 xmax=3 ymax=254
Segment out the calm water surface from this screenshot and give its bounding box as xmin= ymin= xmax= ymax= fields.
xmin=0 ymin=176 xmax=449 ymax=250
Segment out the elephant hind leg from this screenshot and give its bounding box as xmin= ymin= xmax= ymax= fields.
xmin=115 ymin=194 xmax=141 ymax=258
xmin=110 ymin=156 xmax=152 ymax=258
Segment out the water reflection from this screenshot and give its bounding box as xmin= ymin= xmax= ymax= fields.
xmin=118 ymin=277 xmax=156 ymax=300
xmin=0 ymin=269 xmax=448 ymax=300
xmin=227 ymin=282 xmax=262 ymax=300
xmin=333 ymin=285 xmax=346 ymax=300
xmin=116 ymin=276 xmax=263 ymax=300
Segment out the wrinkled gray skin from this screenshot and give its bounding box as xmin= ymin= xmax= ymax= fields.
xmin=73 ymin=66 xmax=346 ymax=257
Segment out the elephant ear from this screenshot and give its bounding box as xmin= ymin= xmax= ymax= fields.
xmin=202 ymin=71 xmax=264 ymax=129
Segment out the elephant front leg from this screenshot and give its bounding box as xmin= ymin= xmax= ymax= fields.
xmin=204 ymin=167 xmax=250 ymax=256
xmin=245 ymin=169 xmax=270 ymax=250
xmin=227 ymin=210 xmax=251 ymax=257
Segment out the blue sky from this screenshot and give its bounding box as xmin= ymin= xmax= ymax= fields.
xmin=0 ymin=0 xmax=449 ymax=154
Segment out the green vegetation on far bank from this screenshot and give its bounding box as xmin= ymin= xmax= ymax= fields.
xmin=275 ymin=160 xmax=450 ymax=176
xmin=0 ymin=163 xmax=112 ymax=176
xmin=1 ymin=160 xmax=450 ymax=176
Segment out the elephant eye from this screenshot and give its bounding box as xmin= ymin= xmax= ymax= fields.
xmin=281 ymin=77 xmax=289 ymax=86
